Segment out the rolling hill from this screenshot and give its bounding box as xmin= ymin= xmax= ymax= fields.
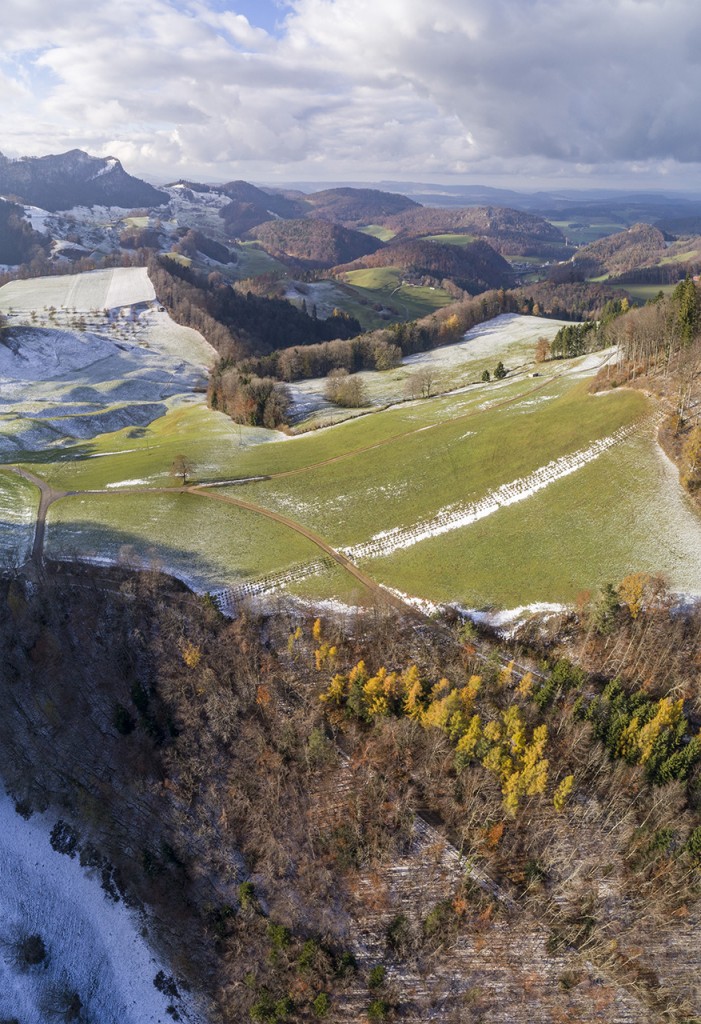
xmin=248 ymin=218 xmax=384 ymax=268
xmin=571 ymin=222 xmax=668 ymax=278
xmin=335 ymin=237 xmax=513 ymax=292
xmin=303 ymin=186 xmax=419 ymax=226
xmin=383 ymin=205 xmax=568 ymax=256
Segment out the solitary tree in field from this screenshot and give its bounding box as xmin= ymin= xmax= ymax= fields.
xmin=494 ymin=361 xmax=507 ymax=379
xmin=535 ymin=337 xmax=551 ymax=363
xmin=172 ymin=454 xmax=194 ymax=485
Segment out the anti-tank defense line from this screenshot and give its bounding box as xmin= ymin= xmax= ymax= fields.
xmin=343 ymin=421 xmax=641 ymax=561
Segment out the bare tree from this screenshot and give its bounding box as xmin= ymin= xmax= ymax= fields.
xmin=172 ymin=454 xmax=194 ymax=485
xmin=405 ymin=365 xmax=439 ymax=400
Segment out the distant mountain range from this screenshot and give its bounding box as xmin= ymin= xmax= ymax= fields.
xmin=0 ymin=150 xmax=168 ymax=211
xmin=7 ymin=148 xmax=701 ymax=286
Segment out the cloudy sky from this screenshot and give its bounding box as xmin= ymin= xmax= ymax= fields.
xmin=1 ymin=0 xmax=700 ymax=190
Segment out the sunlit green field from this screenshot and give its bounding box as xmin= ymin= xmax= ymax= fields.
xmin=358 ymin=224 xmax=397 ymax=242
xmin=232 ymin=382 xmax=647 ymax=549
xmin=366 ymin=428 xmax=701 ymax=606
xmin=5 ymin=269 xmax=701 ymax=610
xmin=342 ymin=267 xmax=454 ymax=319
xmin=423 ymin=233 xmax=477 ymax=247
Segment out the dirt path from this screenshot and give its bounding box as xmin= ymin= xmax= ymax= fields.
xmin=9 ymin=466 xmax=70 ymax=566
xmin=186 ymin=485 xmax=416 ymax=616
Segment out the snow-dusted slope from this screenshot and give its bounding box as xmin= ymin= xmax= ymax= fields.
xmin=0 ymin=791 xmax=204 ymax=1024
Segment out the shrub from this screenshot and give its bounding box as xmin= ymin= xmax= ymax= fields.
xmin=368 ymin=965 xmax=386 ymax=990
xmin=18 ymin=934 xmax=47 ymax=967
xmin=368 ymin=999 xmax=391 ymax=1022
xmin=312 ymin=992 xmax=329 ymax=1017
xmin=238 ymin=881 xmax=257 ymax=911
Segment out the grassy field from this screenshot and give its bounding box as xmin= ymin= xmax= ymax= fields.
xmin=7 ymin=279 xmax=701 ymax=611
xmin=234 ymin=382 xmax=647 ymax=550
xmin=285 ymin=279 xmax=391 ymax=331
xmin=549 ymin=219 xmax=627 ymax=245
xmin=342 ymin=267 xmax=454 ymax=320
xmin=232 ymin=242 xmax=290 ymax=280
xmin=35 ymin=375 xmax=662 ymax=608
xmin=162 ymin=252 xmax=193 ymax=268
xmin=609 ymin=283 xmax=677 ymax=302
xmin=659 ymin=248 xmax=701 ymax=265
xmin=24 ymin=403 xmax=278 ymax=491
xmin=358 ymin=224 xmax=397 ymax=242
xmin=45 ymin=491 xmax=334 ymax=594
xmin=424 ymin=233 xmax=477 ymax=247
xmin=368 ymin=428 xmax=701 ymax=606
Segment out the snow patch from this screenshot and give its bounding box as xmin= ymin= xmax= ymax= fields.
xmin=103 ymin=478 xmax=152 ymax=488
xmin=0 ymin=789 xmax=204 ymax=1023
xmin=464 ymin=602 xmax=568 ymax=636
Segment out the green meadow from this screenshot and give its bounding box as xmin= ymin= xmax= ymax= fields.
xmin=366 ymin=427 xmax=701 ymax=607
xmin=4 ymin=267 xmax=700 ymax=610
xmin=423 ymin=233 xmax=477 ymax=247
xmin=341 ymin=267 xmax=454 ymax=319
xmin=232 ymin=382 xmax=647 ymax=550
xmin=46 ymin=491 xmax=330 ymax=593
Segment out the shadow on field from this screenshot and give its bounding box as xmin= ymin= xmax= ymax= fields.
xmin=44 ymin=520 xmax=250 ymax=593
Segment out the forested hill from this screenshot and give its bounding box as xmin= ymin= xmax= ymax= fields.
xmin=383 ymin=204 xmax=568 ymax=256
xmin=303 ymin=186 xmax=420 ymax=225
xmin=217 ymin=180 xmax=310 ymax=235
xmin=219 ymin=184 xmax=417 ymax=235
xmin=0 ymin=150 xmax=168 ymax=211
xmin=335 ymin=237 xmax=513 ymax=293
xmin=148 ymin=255 xmax=361 ymax=360
xmin=0 ymin=199 xmax=50 ymax=265
xmin=248 ymin=218 xmax=384 ymax=268
xmin=571 ymin=222 xmax=668 ymax=277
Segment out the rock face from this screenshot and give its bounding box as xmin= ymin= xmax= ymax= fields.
xmin=0 ymin=150 xmax=168 ymax=211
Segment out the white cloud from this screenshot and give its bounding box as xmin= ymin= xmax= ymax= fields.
xmin=1 ymin=0 xmax=701 ymax=187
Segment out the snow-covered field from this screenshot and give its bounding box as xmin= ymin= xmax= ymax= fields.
xmin=0 ymin=789 xmax=205 ymax=1024
xmin=0 ymin=267 xmax=156 ymax=314
xmin=0 ymin=268 xmax=215 ymax=455
xmin=404 ymin=313 xmax=571 ymax=372
xmin=285 ymin=313 xmax=574 ymax=427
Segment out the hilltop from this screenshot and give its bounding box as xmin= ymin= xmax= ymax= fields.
xmin=248 ymin=218 xmax=384 ymax=268
xmin=335 ymin=236 xmax=513 ymax=293
xmin=383 ymin=204 xmax=568 ymax=257
xmin=0 ymin=150 xmax=168 ymax=211
xmin=571 ymin=222 xmax=669 ymax=277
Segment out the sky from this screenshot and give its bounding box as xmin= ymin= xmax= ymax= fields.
xmin=1 ymin=0 xmax=701 ymax=191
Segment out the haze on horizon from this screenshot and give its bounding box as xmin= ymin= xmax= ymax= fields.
xmin=2 ymin=0 xmax=700 ymax=193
